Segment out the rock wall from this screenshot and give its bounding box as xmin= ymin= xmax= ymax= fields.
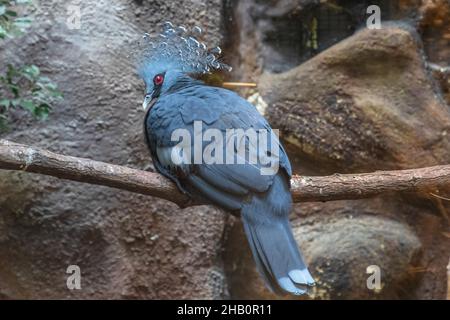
xmin=0 ymin=0 xmax=228 ymax=299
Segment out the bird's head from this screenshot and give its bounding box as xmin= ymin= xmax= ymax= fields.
xmin=139 ymin=67 xmax=188 ymax=111
xmin=136 ymin=22 xmax=231 ymax=111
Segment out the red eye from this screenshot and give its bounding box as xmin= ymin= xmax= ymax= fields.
xmin=153 ymin=74 xmax=164 ymax=86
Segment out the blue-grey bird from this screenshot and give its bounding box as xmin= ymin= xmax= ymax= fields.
xmin=137 ymin=22 xmax=315 ymax=295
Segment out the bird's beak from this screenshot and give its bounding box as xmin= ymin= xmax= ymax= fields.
xmin=142 ymin=92 xmax=154 ymax=111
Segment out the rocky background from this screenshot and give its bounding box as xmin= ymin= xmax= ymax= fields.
xmin=0 ymin=0 xmax=449 ymax=299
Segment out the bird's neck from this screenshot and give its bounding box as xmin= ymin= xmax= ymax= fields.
xmin=166 ymin=74 xmax=204 ymax=94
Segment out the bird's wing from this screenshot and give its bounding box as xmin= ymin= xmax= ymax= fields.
xmin=146 ymin=87 xmax=292 ymax=208
xmin=179 ymin=87 xmax=292 ymax=177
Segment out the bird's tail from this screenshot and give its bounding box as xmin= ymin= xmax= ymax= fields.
xmin=241 ymin=176 xmax=315 ymax=295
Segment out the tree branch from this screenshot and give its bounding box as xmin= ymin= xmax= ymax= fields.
xmin=1 ymin=139 xmax=450 ymax=207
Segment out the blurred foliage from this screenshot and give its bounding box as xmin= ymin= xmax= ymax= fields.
xmin=0 ymin=0 xmax=33 ymax=38
xmin=0 ymin=0 xmax=62 ymax=130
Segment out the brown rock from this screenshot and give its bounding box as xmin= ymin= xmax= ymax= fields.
xmin=297 ymin=214 xmax=422 ymax=300
xmin=259 ymin=25 xmax=450 ymax=172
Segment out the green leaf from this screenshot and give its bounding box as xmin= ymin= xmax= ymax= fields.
xmin=9 ymin=84 xmax=20 ymax=97
xmin=0 ymin=25 xmax=5 ymax=38
xmin=6 ymin=64 xmax=18 ymax=82
xmin=23 ymin=64 xmax=40 ymax=78
xmin=5 ymin=10 xmax=17 ymax=17
xmin=10 ymin=99 xmax=20 ymax=107
xmin=0 ymin=5 xmax=6 ymax=16
xmin=1 ymin=13 xmax=10 ymax=21
xmin=13 ymin=17 xmax=32 ymax=30
xmin=0 ymin=99 xmax=10 ymax=108
xmin=44 ymin=82 xmax=57 ymax=91
xmin=9 ymin=84 xmax=20 ymax=98
xmin=34 ymin=103 xmax=50 ymax=120
xmin=21 ymin=99 xmax=35 ymax=112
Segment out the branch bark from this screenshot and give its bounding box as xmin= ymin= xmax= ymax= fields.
xmin=1 ymin=139 xmax=449 ymax=207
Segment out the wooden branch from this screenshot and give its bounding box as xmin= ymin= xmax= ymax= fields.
xmin=0 ymin=140 xmax=189 ymax=206
xmin=1 ymin=139 xmax=450 ymax=207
